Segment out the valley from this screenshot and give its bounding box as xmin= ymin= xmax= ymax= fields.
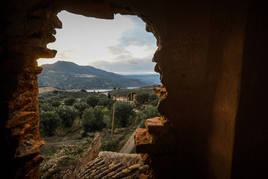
xmin=39 ymin=87 xmax=160 ymax=178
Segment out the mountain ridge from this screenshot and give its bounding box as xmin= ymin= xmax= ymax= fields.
xmin=38 ymin=61 xmax=159 ymax=89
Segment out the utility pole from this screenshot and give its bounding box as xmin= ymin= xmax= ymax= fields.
xmin=111 ymin=102 xmax=115 ymax=136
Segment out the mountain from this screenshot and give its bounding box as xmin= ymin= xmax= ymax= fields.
xmin=38 ymin=61 xmax=147 ymax=89
xmin=124 ymin=74 xmax=161 ymax=86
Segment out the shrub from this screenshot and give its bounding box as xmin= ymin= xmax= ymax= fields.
xmin=115 ymin=102 xmax=134 ymax=127
xmin=82 ymin=108 xmax=106 ymax=132
xmin=64 ymin=98 xmax=76 ymax=106
xmin=149 ymin=94 xmax=158 ymax=101
xmin=39 ymin=102 xmax=53 ymax=112
xmin=39 ymin=111 xmax=61 ymax=136
xmin=86 ymin=95 xmax=99 ymax=108
xmin=149 ymin=94 xmax=159 ymax=106
xmin=73 ymin=102 xmax=89 ymax=118
xmin=150 ymin=98 xmax=159 ymax=106
xmin=56 ymin=105 xmax=78 ymax=127
xmin=51 ymin=100 xmax=61 ymax=107
xmin=101 ymin=139 xmax=118 ymax=151
xmin=143 ymin=105 xmax=160 ymax=118
xmin=48 ymin=97 xmax=61 ymax=107
xmin=136 ymin=105 xmax=160 ymax=127
xmin=136 ymin=93 xmax=150 ymax=104
xmin=98 ymin=98 xmax=114 ymax=109
xmin=80 ymin=89 xmax=87 ymax=93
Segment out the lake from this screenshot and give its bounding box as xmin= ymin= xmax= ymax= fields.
xmin=86 ymin=87 xmax=139 ymax=93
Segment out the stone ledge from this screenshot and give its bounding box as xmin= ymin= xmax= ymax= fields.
xmin=145 ymin=117 xmax=165 ymax=134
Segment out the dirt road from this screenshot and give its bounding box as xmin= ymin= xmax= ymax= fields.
xmin=119 ymin=132 xmax=135 ymax=153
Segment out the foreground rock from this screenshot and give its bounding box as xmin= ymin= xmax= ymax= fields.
xmin=41 ymin=133 xmax=102 ymax=179
xmin=76 ymin=151 xmax=149 ymax=179
xmin=41 ymin=132 xmax=149 ymax=179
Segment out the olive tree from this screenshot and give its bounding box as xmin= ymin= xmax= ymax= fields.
xmin=82 ymin=108 xmax=105 ymax=132
xmin=39 ymin=111 xmax=61 ymax=136
xmin=115 ymin=102 xmax=134 ymax=127
xmin=56 ymin=105 xmax=78 ymax=127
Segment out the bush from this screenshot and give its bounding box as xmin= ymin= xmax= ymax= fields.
xmin=48 ymin=97 xmax=61 ymax=107
xmin=149 ymin=94 xmax=159 ymax=106
xmin=86 ymin=95 xmax=99 ymax=108
xmin=40 ymin=111 xmax=61 ymax=136
xmin=64 ymin=98 xmax=76 ymax=106
xmin=101 ymin=139 xmax=119 ymax=151
xmin=136 ymin=93 xmax=150 ymax=104
xmin=51 ymin=100 xmax=61 ymax=107
xmin=115 ymin=102 xmax=134 ymax=127
xmin=149 ymin=94 xmax=158 ymax=101
xmin=73 ymin=102 xmax=89 ymax=118
xmin=82 ymin=108 xmax=106 ymax=132
xmin=150 ymin=98 xmax=159 ymax=106
xmin=143 ymin=105 xmax=160 ymax=118
xmin=39 ymin=102 xmax=53 ymax=112
xmin=98 ymin=98 xmax=114 ymax=109
xmin=136 ymin=105 xmax=160 ymax=127
xmin=56 ymin=105 xmax=78 ymax=127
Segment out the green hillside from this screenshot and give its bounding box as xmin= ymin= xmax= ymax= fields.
xmin=38 ymin=61 xmax=147 ymax=89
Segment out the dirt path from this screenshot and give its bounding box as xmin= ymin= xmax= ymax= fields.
xmin=119 ymin=132 xmax=135 ymax=153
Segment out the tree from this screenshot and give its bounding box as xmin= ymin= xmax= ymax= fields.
xmin=86 ymin=95 xmax=99 ymax=108
xmin=56 ymin=105 xmax=78 ymax=127
xmin=47 ymin=97 xmax=61 ymax=107
xmin=98 ymin=98 xmax=114 ymax=109
xmin=39 ymin=102 xmax=53 ymax=112
xmin=64 ymin=98 xmax=76 ymax=106
xmin=136 ymin=93 xmax=150 ymax=104
xmin=80 ymin=89 xmax=87 ymax=93
xmin=39 ymin=111 xmax=61 ymax=136
xmin=149 ymin=94 xmax=159 ymax=106
xmin=143 ymin=105 xmax=160 ymax=118
xmin=136 ymin=105 xmax=160 ymax=127
xmin=82 ymin=108 xmax=105 ymax=132
xmin=115 ymin=102 xmax=134 ymax=127
xmin=73 ymin=102 xmax=88 ymax=118
xmin=51 ymin=100 xmax=61 ymax=107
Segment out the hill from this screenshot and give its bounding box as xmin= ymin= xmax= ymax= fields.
xmin=124 ymin=74 xmax=161 ymax=85
xmin=38 ymin=61 xmax=147 ymax=89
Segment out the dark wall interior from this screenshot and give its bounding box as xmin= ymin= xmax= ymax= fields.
xmin=0 ymin=0 xmax=267 ymax=178
xmin=231 ymin=2 xmax=268 ymax=178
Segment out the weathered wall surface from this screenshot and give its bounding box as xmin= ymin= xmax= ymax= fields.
xmin=127 ymin=1 xmax=248 ymax=178
xmin=0 ymin=1 xmax=60 ymax=178
xmin=231 ymin=2 xmax=268 ymax=178
xmin=1 ymin=0 xmax=267 ymax=178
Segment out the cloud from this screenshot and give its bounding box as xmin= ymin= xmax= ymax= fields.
xmin=115 ymin=16 xmax=156 ymax=47
xmin=38 ymin=11 xmax=157 ymax=74
xmin=107 ymin=46 xmax=130 ymax=56
xmin=104 ymin=15 xmax=157 ymax=73
xmin=89 ymin=55 xmax=156 ymax=74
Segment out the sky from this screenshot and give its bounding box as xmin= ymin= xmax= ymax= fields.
xmin=37 ymin=10 xmax=157 ymax=74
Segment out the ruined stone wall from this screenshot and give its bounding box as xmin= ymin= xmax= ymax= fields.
xmin=1 ymin=1 xmax=60 ymax=178
xmin=1 ymin=0 xmax=267 ymax=178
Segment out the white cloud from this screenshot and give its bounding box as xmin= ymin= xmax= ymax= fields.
xmin=38 ymin=10 xmax=157 ymax=74
xmin=90 ymin=57 xmax=156 ymax=74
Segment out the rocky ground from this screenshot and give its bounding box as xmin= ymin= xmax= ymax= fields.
xmin=40 ymin=126 xmax=138 ymax=178
xmin=76 ymin=151 xmax=149 ymax=179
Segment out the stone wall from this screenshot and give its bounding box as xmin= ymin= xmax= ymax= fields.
xmin=1 ymin=1 xmax=60 ymax=178
xmin=1 ymin=0 xmax=267 ymax=178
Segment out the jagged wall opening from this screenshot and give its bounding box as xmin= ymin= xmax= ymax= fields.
xmin=2 ymin=1 xmax=167 ymax=178
xmin=3 ymin=1 xmax=267 ymax=179
xmin=36 ymin=9 xmax=161 ymax=178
